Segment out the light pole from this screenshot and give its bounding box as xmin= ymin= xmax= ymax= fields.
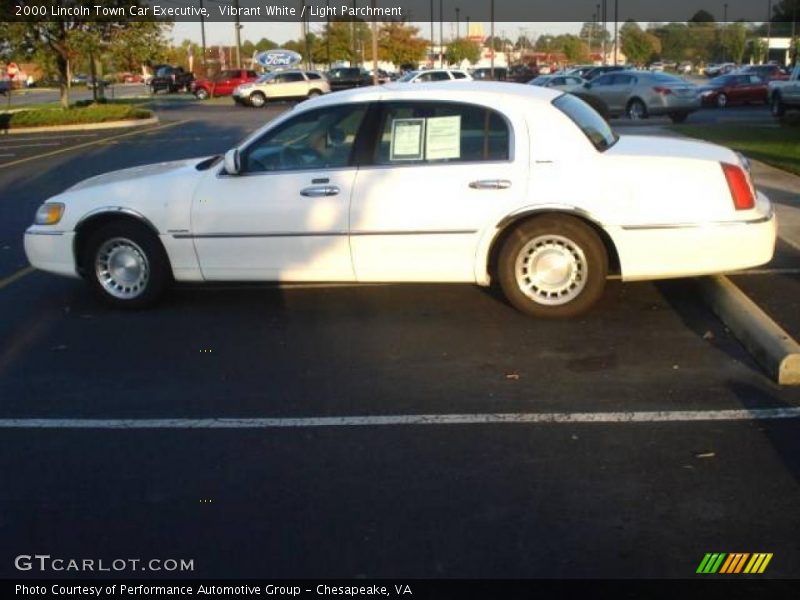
xmin=199 ymin=0 xmax=207 ymax=73
xmin=234 ymin=0 xmax=242 ymax=68
xmin=766 ymin=0 xmax=772 ymax=65
xmin=601 ymin=0 xmax=607 ymax=65
xmin=430 ymin=0 xmax=434 ymax=67
xmin=439 ymin=0 xmax=444 ymax=68
xmin=613 ymin=0 xmax=618 ymax=66
xmin=455 ymin=7 xmax=460 ymax=39
xmin=371 ymin=0 xmax=378 ymax=84
xmin=490 ymin=0 xmax=495 ymax=78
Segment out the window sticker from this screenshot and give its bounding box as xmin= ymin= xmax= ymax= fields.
xmin=390 ymin=118 xmax=425 ymax=161
xmin=425 ymin=115 xmax=461 ymax=160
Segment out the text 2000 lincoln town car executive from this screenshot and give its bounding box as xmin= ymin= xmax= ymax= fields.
xmin=24 ymin=82 xmax=776 ymax=318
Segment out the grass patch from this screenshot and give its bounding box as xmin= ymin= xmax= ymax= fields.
xmin=673 ymin=118 xmax=800 ymax=176
xmin=0 ymin=103 xmax=152 ymax=129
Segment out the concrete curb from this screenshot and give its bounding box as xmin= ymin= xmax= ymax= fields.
xmin=697 ymin=275 xmax=800 ymax=385
xmin=0 ymin=116 xmax=158 ymax=134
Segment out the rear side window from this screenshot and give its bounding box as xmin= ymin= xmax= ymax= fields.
xmin=553 ymin=94 xmax=618 ymax=152
xmin=307 ymin=72 xmax=322 ymax=80
xmin=452 ymin=71 xmax=467 ymax=79
xmin=373 ymin=101 xmax=510 ymax=165
xmin=277 ymin=72 xmax=305 ymax=83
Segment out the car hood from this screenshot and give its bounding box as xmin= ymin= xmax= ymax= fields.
xmin=607 ymin=135 xmax=738 ymax=164
xmin=67 ymin=158 xmax=205 ymax=192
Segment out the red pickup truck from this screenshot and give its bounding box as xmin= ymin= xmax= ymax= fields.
xmin=192 ymin=69 xmax=259 ymax=100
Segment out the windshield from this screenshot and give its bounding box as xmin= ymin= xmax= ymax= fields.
xmin=553 ymin=94 xmax=618 ymax=152
xmin=530 ymin=76 xmax=547 ymax=86
xmin=709 ymin=75 xmax=733 ymax=86
xmin=397 ymin=71 xmax=419 ymax=82
xmin=650 ymin=73 xmax=685 ymax=84
xmin=256 ymin=73 xmax=276 ymax=83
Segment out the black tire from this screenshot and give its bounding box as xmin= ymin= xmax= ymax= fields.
xmin=669 ymin=111 xmax=689 ymax=123
xmin=626 ymin=98 xmax=648 ymax=120
xmin=716 ymin=93 xmax=728 ymax=108
xmin=249 ymin=91 xmax=266 ymax=107
xmin=82 ymin=221 xmax=171 ymax=309
xmin=771 ymin=94 xmax=786 ymax=118
xmin=308 ymin=89 xmax=322 ymax=98
xmin=497 ymin=215 xmax=608 ymax=319
xmin=195 ymin=88 xmax=209 ymax=100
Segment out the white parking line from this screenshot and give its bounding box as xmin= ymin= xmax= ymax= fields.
xmin=1 ymin=408 xmax=799 ymax=429
xmin=1 ymin=142 xmax=62 ymax=149
xmin=0 ymin=133 xmax=98 ymax=143
xmin=0 ymin=153 xmax=15 ymax=158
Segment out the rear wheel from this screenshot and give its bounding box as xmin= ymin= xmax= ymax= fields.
xmin=716 ymin=93 xmax=728 ymax=108
xmin=626 ymin=98 xmax=647 ymax=120
xmin=307 ymin=89 xmax=322 ymax=98
xmin=771 ymin=94 xmax=786 ymax=117
xmin=249 ymin=91 xmax=266 ymax=107
xmin=497 ymin=215 xmax=608 ymax=318
xmin=82 ymin=221 xmax=170 ymax=309
xmin=195 ymin=88 xmax=209 ymax=100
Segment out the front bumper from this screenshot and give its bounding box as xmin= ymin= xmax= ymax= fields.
xmin=24 ymin=229 xmax=79 ymax=278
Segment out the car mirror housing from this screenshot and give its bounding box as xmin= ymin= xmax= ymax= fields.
xmin=223 ymin=148 xmax=241 ymax=175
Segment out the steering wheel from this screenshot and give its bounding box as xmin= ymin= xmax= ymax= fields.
xmin=279 ymin=146 xmax=305 ymax=169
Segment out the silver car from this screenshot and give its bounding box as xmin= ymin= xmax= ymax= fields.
xmin=528 ymin=74 xmax=586 ymax=92
xmin=581 ymin=71 xmax=700 ymax=122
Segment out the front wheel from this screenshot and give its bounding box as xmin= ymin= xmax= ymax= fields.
xmin=716 ymin=93 xmax=728 ymax=108
xmin=249 ymin=91 xmax=266 ymax=107
xmin=82 ymin=221 xmax=171 ymax=309
xmin=497 ymin=215 xmax=608 ymax=318
xmin=626 ymin=99 xmax=647 ymax=120
xmin=771 ymin=94 xmax=786 ymax=117
xmin=195 ymin=88 xmax=209 ymax=100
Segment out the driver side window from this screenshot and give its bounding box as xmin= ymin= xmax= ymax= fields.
xmin=241 ymin=104 xmax=367 ymax=173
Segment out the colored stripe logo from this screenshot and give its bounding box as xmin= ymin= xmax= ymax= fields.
xmin=697 ymin=553 xmax=773 ymax=574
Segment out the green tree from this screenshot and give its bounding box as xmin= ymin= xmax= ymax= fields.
xmin=255 ymin=38 xmax=278 ymax=52
xmin=689 ymin=10 xmax=716 ymax=24
xmin=445 ymin=38 xmax=480 ymax=65
xmin=620 ymin=20 xmax=658 ymax=65
xmin=108 ymin=21 xmax=170 ymax=74
xmin=378 ymin=22 xmax=428 ymax=67
xmin=750 ymin=37 xmax=768 ymax=63
xmin=561 ymin=35 xmax=590 ymax=63
xmin=579 ymin=21 xmax=611 ymax=50
xmin=719 ymin=23 xmax=747 ymax=64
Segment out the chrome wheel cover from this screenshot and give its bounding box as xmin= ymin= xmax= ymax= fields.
xmin=515 ymin=235 xmax=588 ymax=306
xmin=95 ymin=237 xmax=150 ymax=300
xmin=717 ymin=94 xmax=727 ymax=108
xmin=628 ymin=102 xmax=644 ymax=119
xmin=250 ymin=93 xmax=265 ymax=107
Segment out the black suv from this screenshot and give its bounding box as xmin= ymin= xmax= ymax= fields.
xmin=325 ymin=67 xmax=373 ymax=92
xmin=150 ymin=65 xmax=194 ymax=94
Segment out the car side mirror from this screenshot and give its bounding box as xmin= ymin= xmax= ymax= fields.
xmin=224 ymin=148 xmax=241 ymax=175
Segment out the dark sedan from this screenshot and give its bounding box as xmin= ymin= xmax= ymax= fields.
xmin=698 ymin=74 xmax=768 ymax=108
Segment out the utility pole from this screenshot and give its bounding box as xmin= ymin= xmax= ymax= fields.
xmin=234 ymin=0 xmax=242 ymax=68
xmin=430 ymin=0 xmax=434 ymax=67
xmin=792 ymin=0 xmax=798 ymax=65
xmin=199 ymin=0 xmax=207 ymax=74
xmin=601 ymin=0 xmax=607 ymax=65
xmin=466 ymin=15 xmax=470 ymax=39
xmin=490 ymin=0 xmax=495 ymax=78
xmin=352 ymin=0 xmax=357 ymax=66
xmin=371 ymin=0 xmax=378 ymax=84
xmin=613 ymin=0 xmax=618 ymax=66
xmin=439 ymin=0 xmax=444 ymax=68
xmin=455 ymin=7 xmax=460 ymax=39
xmin=326 ymin=0 xmax=331 ymax=68
xmin=766 ymin=0 xmax=772 ymax=64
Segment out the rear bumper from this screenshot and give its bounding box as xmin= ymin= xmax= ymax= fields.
xmin=24 ymin=229 xmax=79 ymax=278
xmin=615 ymin=195 xmax=777 ymax=281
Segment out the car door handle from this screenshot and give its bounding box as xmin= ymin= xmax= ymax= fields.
xmin=300 ymin=185 xmax=340 ymax=197
xmin=469 ymin=179 xmax=512 ymax=190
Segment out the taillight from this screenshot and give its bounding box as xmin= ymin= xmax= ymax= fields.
xmin=721 ymin=163 xmax=755 ymax=210
xmin=653 ymin=86 xmax=673 ymax=95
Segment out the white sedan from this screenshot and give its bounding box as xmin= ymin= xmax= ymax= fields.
xmin=24 ymin=82 xmax=776 ymax=318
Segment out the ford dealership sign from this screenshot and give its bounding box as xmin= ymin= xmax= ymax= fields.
xmin=255 ymin=49 xmax=302 ymax=68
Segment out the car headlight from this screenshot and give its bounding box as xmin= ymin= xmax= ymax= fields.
xmin=34 ymin=202 xmax=64 ymax=225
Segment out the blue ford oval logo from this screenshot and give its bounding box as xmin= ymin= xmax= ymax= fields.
xmin=255 ymin=49 xmax=303 ymax=68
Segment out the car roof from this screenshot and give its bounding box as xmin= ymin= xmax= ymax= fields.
xmin=304 ymin=80 xmax=562 ymax=108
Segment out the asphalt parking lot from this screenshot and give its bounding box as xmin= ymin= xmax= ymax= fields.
xmin=1 ymin=99 xmax=799 ymax=580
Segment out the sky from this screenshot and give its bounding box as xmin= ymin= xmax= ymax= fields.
xmin=169 ymin=21 xmax=584 ymax=46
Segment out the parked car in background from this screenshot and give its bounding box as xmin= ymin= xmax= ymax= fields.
xmin=471 ymin=67 xmax=509 ymax=81
xmin=677 ymin=62 xmax=693 ymax=74
xmin=233 ymin=70 xmax=330 ymax=107
xmin=741 ymin=64 xmax=789 ymax=82
xmin=368 ymin=69 xmax=393 ymax=84
xmin=192 ymin=69 xmax=258 ymax=100
xmin=703 ymin=63 xmax=736 ymax=77
xmin=397 ymin=69 xmax=472 ymax=83
xmin=509 ymin=64 xmax=539 ymax=83
xmin=325 ymin=67 xmax=373 ymax=91
xmin=71 ymin=74 xmax=89 ymax=86
xmin=150 ymin=65 xmax=194 ymax=94
xmin=769 ymin=64 xmax=800 ymax=117
xmin=698 ymin=74 xmax=768 ymax=108
xmin=565 ymin=65 xmax=597 ymax=79
xmin=583 ymin=65 xmax=627 ymax=81
xmin=528 ymin=74 xmax=586 ymax=92
xmin=649 ymin=62 xmax=666 ymax=72
xmin=581 ymin=71 xmax=699 ymax=122
xmin=24 ymin=82 xmax=775 ymax=318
